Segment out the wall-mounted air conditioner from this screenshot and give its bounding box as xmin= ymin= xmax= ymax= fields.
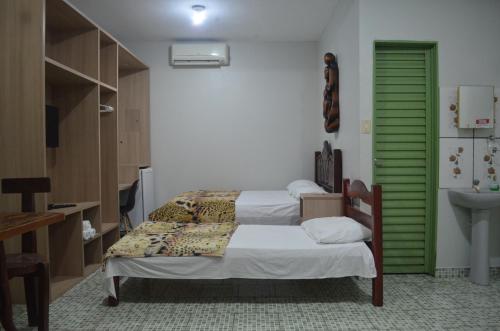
xmin=171 ymin=43 xmax=229 ymax=66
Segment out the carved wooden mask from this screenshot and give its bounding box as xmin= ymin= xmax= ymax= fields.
xmin=323 ymin=53 xmax=339 ymax=132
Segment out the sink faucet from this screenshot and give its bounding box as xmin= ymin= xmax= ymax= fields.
xmin=473 ymin=179 xmax=480 ymax=193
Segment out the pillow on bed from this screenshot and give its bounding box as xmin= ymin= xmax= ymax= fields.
xmin=291 ymin=185 xmax=326 ymax=199
xmin=287 ymin=180 xmax=325 ymax=199
xmin=301 ymin=217 xmax=372 ymax=244
xmin=287 ymin=179 xmax=316 ymax=191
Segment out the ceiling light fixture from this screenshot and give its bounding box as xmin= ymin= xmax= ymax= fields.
xmin=191 ymin=5 xmax=207 ymax=26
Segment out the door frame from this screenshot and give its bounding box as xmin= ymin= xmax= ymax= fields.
xmin=372 ymin=41 xmax=439 ymax=275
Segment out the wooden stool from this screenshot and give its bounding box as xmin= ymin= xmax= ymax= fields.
xmin=1 ymin=177 xmax=51 ymax=331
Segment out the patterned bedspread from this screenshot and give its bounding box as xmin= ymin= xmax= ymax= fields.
xmin=104 ymin=221 xmax=238 ymax=264
xmin=149 ymin=190 xmax=241 ymax=224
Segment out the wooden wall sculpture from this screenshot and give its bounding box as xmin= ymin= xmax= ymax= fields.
xmin=323 ymin=53 xmax=339 ymax=132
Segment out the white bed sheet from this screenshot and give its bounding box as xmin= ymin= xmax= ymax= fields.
xmin=235 ymin=190 xmax=300 ymax=225
xmin=104 ymin=225 xmax=376 ymax=297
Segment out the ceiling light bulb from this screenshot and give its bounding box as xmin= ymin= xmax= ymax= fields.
xmin=191 ymin=5 xmax=206 ymax=26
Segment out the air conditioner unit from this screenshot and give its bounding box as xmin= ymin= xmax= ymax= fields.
xmin=171 ymin=43 xmax=229 ymax=66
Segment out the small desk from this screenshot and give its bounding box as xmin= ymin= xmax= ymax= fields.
xmin=0 ymin=212 xmax=65 ymax=331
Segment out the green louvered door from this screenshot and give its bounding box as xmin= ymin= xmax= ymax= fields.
xmin=373 ymin=42 xmax=438 ymax=274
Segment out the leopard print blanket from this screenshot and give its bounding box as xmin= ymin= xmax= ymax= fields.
xmin=149 ymin=190 xmax=241 ymax=224
xmin=104 ymin=221 xmax=238 ymax=265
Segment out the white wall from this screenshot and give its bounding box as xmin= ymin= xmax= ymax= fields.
xmin=125 ymin=41 xmax=319 ymax=206
xmin=355 ymin=0 xmax=500 ymax=268
xmin=358 ymin=0 xmax=500 ymax=185
xmin=317 ymin=0 xmax=360 ymax=180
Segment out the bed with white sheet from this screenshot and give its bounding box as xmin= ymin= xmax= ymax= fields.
xmin=105 ymin=178 xmax=384 ymax=306
xmin=235 ymin=190 xmax=300 ymax=225
xmin=104 ymin=224 xmax=376 ymax=297
xmin=148 ymin=142 xmax=342 ymax=226
xmin=234 ymin=142 xmax=342 ymax=225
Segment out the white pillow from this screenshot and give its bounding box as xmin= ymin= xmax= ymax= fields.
xmin=291 ymin=185 xmax=326 ymax=199
xmin=286 ymin=179 xmax=317 ymax=192
xmin=286 ymin=180 xmax=325 ymax=199
xmin=301 ymin=217 xmax=372 ymax=244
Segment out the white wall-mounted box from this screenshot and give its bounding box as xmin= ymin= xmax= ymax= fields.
xmin=458 ymin=85 xmax=495 ymax=129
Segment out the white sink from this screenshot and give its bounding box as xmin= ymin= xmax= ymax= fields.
xmin=448 ymin=188 xmax=500 ymax=285
xmin=448 ymin=188 xmax=500 ymax=210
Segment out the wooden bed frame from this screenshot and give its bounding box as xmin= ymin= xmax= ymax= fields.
xmin=343 ymin=178 xmax=383 ymax=306
xmin=108 ymin=177 xmax=383 ymax=307
xmin=315 ymin=141 xmax=342 ymax=193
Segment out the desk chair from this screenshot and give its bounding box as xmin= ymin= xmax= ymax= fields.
xmin=119 ymin=179 xmax=139 ymax=235
xmin=1 ymin=177 xmax=51 ymax=331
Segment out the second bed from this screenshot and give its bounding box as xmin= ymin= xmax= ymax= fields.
xmin=149 ymin=143 xmax=342 ymax=226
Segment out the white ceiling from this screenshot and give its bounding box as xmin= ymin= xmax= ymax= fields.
xmin=68 ymin=0 xmax=338 ymax=42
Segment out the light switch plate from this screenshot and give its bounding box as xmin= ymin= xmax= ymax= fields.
xmin=360 ymin=120 xmax=371 ymax=134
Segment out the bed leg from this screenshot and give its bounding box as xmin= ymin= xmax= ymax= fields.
xmin=372 ymin=275 xmax=383 ymax=307
xmin=107 ymin=276 xmax=120 ymax=307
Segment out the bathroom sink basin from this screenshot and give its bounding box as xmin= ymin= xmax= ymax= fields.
xmin=448 ymin=188 xmax=500 ymax=285
xmin=448 ymin=188 xmax=500 ymax=210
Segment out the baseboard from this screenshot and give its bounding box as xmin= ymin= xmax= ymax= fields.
xmin=435 ymin=267 xmax=500 ymax=279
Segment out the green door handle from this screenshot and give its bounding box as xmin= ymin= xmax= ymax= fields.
xmin=374 ymin=158 xmax=383 ymax=167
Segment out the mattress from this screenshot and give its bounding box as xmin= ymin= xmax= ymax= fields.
xmin=104 ymin=225 xmax=376 ymax=297
xmin=235 ymin=190 xmax=300 ymax=225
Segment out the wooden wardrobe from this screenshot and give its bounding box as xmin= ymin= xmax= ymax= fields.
xmin=0 ymin=0 xmax=150 ymax=302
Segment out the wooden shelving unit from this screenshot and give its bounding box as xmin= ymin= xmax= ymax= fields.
xmin=84 ymin=263 xmax=101 ymax=277
xmin=84 ymin=233 xmax=101 ymax=245
xmin=100 ymin=30 xmax=118 ymax=88
xmin=50 ymin=201 xmax=100 ymax=216
xmin=45 ymin=57 xmax=99 ymax=86
xmin=51 ymin=276 xmax=84 ymax=300
xmin=118 ymin=45 xmax=150 ymax=185
xmin=45 ymin=0 xmax=99 ymax=79
xmin=1 ymin=0 xmax=150 ymax=303
xmin=102 ymin=222 xmax=119 ymax=235
xmin=100 ymin=82 xmax=117 ymax=93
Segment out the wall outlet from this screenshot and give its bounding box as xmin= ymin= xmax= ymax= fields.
xmin=361 ymin=120 xmax=371 ymax=134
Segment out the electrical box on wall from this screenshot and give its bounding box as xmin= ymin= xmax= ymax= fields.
xmin=457 ymin=85 xmax=495 ymax=129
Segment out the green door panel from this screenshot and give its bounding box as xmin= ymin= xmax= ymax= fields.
xmin=377 ymin=77 xmax=425 ymax=85
xmin=384 ymin=216 xmax=426 ymax=225
xmin=376 ymin=110 xmax=426 ymax=118
xmin=376 ymin=101 xmax=426 ymax=109
xmin=373 ymin=42 xmax=438 ymax=275
xmin=384 ymin=224 xmax=426 ymax=233
xmin=375 ymin=135 xmax=426 ymax=143
xmin=385 ymin=249 xmax=425 ymax=257
xmin=384 ymin=241 xmax=425 ymax=249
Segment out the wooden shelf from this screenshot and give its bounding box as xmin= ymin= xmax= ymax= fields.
xmin=102 ymin=222 xmax=119 ymax=235
xmin=119 ymin=45 xmax=148 ymax=73
xmin=83 ymin=233 xmax=101 ymax=245
xmin=49 ymin=201 xmax=100 ymax=216
xmin=100 ymin=81 xmax=117 ymax=93
xmin=51 ymin=276 xmax=83 ymax=299
xmin=100 ymin=30 xmax=117 ymax=47
xmin=84 ymin=263 xmax=101 ymax=277
xmin=45 ymin=57 xmax=99 ymax=86
xmin=46 ymin=0 xmax=96 ymax=31
xmin=2 ymin=0 xmax=148 ymax=305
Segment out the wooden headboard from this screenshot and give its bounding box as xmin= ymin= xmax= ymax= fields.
xmin=342 ymin=178 xmax=383 ymax=307
xmin=314 ymin=141 xmax=342 ymax=193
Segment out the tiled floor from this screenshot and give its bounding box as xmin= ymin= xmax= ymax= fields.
xmin=7 ymin=272 xmax=500 ymax=330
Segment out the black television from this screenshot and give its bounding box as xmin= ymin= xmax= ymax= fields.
xmin=45 ymin=105 xmax=59 ymax=148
